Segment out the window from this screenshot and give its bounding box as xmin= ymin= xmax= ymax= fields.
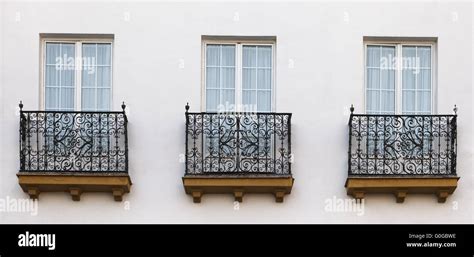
xmin=365 ymin=42 xmax=434 ymax=114
xmin=204 ymin=40 xmax=274 ymax=112
xmin=43 ymin=39 xmax=112 ymax=111
xmin=365 ymin=41 xmax=435 ymax=157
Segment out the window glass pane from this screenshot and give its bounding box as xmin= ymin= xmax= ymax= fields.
xmin=402 ymin=91 xmax=415 ymax=113
xmin=45 ymin=66 xmax=59 ymax=86
xmin=206 ymin=67 xmax=219 ymax=89
xmin=380 ymin=69 xmax=395 ymax=90
xmin=257 ymin=46 xmax=272 ymax=68
xmin=366 ymin=46 xmax=380 ymax=67
xmin=45 ymin=87 xmax=59 ymax=110
xmin=46 ymin=43 xmax=60 ymax=64
xmin=221 ymin=46 xmax=235 ymax=66
xmin=61 ymin=69 xmax=75 ymax=87
xmin=418 ymin=46 xmax=431 ymax=68
xmin=381 ymin=46 xmax=395 ymax=69
xmin=243 ymin=46 xmax=256 ymax=67
xmin=366 ymin=68 xmax=379 ymax=89
xmin=221 ymin=90 xmax=235 ymax=108
xmin=97 ymin=44 xmax=111 ymax=65
xmin=206 ymin=45 xmax=220 ymax=66
xmin=418 ymin=69 xmax=431 ymax=90
xmin=206 ymin=89 xmax=219 ymax=112
xmin=402 ymin=46 xmax=416 ymax=69
xmin=242 ymin=90 xmax=256 ymax=107
xmin=257 ymin=69 xmax=271 ymax=90
xmin=61 ymin=88 xmax=74 ymax=110
xmin=242 ymin=68 xmax=256 ymax=89
xmin=366 ymin=90 xmax=380 ymax=113
xmin=97 ymin=66 xmax=111 ymax=88
xmin=81 ymin=88 xmax=95 ymax=111
xmin=221 ymin=67 xmax=235 ymax=89
xmin=381 ymin=91 xmax=394 ymax=113
xmin=82 ymin=44 xmax=96 ymax=59
xmin=62 ymin=44 xmax=75 ymax=60
xmin=82 ymin=69 xmax=95 ymax=87
xmin=97 ymin=88 xmax=110 ymax=111
xmin=417 ymin=91 xmax=431 ymax=113
xmin=402 ymin=69 xmax=416 ymax=89
xmin=257 ymin=91 xmax=271 ymax=112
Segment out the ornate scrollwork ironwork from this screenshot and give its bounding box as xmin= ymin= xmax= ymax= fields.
xmin=348 ymin=111 xmax=457 ymax=176
xmin=19 ymin=104 xmax=128 ymax=173
xmin=185 ymin=107 xmax=292 ymax=175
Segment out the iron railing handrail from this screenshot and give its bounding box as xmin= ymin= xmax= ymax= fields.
xmin=20 ymin=110 xmax=126 ymax=114
xmin=350 ymin=114 xmax=457 ymax=118
xmin=186 ymin=111 xmax=293 ymax=116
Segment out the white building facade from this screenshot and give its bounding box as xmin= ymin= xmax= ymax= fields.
xmin=0 ymin=1 xmax=473 ymax=223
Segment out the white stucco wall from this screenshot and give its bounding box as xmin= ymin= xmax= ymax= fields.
xmin=0 ymin=1 xmax=472 ymax=223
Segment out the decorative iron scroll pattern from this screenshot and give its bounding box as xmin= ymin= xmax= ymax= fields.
xmin=19 ymin=102 xmax=128 ymax=173
xmin=348 ymin=106 xmax=457 ymax=176
xmin=185 ymin=105 xmax=292 ymax=175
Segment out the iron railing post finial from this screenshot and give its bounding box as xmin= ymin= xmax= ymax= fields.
xmin=348 ymin=104 xmax=354 ymax=175
xmin=19 ymin=100 xmax=25 ymax=171
xmin=348 ymin=104 xmax=354 ymax=126
xmin=453 ymin=104 xmax=458 ymax=115
xmin=184 ymin=103 xmax=190 ymax=175
xmin=121 ymin=101 xmax=128 ymax=123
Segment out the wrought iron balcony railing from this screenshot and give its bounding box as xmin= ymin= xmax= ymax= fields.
xmin=19 ymin=102 xmax=128 ymax=173
xmin=184 ymin=104 xmax=292 ymax=176
xmin=348 ymin=106 xmax=457 ymax=176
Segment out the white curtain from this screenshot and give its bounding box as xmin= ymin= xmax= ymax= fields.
xmin=206 ymin=44 xmax=272 ymax=112
xmin=206 ymin=45 xmax=235 ymax=112
xmin=82 ymin=43 xmax=112 ymax=111
xmin=242 ymin=45 xmax=272 ymax=112
xmin=402 ymin=46 xmax=431 ymax=114
xmin=45 ymin=43 xmax=75 ymax=111
xmin=366 ymin=45 xmax=395 ymax=114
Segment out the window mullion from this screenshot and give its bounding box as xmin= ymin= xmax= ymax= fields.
xmin=58 ymin=43 xmax=62 ymax=110
xmin=415 ymin=46 xmax=418 ymax=114
xmin=255 ymin=46 xmax=259 ymax=112
xmin=378 ymin=46 xmax=382 ymax=114
xmin=396 ymin=44 xmax=402 ymax=114
xmin=236 ymin=44 xmax=242 ymax=112
xmin=76 ymin=42 xmax=82 ymax=111
xmin=95 ymin=43 xmax=99 ymax=111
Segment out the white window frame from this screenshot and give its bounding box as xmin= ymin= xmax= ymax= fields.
xmin=40 ymin=37 xmax=114 ymax=111
xmin=201 ymin=39 xmax=276 ymax=112
xmin=363 ymin=41 xmax=437 ymax=115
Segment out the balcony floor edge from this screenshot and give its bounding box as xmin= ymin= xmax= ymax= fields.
xmin=17 ymin=173 xmax=132 ymax=201
xmin=182 ymin=176 xmax=294 ymax=203
xmin=345 ymin=176 xmax=459 ymax=203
